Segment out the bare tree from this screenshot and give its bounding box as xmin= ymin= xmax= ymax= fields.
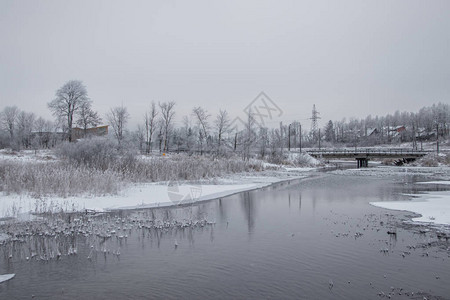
xmin=135 ymin=124 xmax=146 ymax=152
xmin=192 ymin=106 xmax=210 ymax=154
xmin=159 ymin=101 xmax=176 ymax=152
xmin=144 ymin=101 xmax=158 ymax=153
xmin=16 ymin=111 xmax=35 ymax=149
xmin=76 ymin=100 xmax=102 ymax=136
xmin=107 ymin=106 xmax=129 ymax=145
xmin=214 ymin=109 xmax=230 ymax=155
xmin=182 ymin=116 xmax=195 ymax=152
xmin=48 ymin=80 xmax=90 ymax=142
xmin=242 ymin=109 xmax=257 ymax=160
xmin=1 ymin=106 xmax=20 ymax=141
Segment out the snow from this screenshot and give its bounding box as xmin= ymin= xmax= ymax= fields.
xmin=0 ymin=233 xmax=9 ymax=242
xmin=0 ymin=172 xmax=313 ymax=219
xmin=330 ymin=165 xmax=450 ymax=180
xmin=371 ymin=191 xmax=450 ymax=225
xmin=0 ymin=274 xmax=15 ymax=284
xmin=416 ymin=181 xmax=450 ymax=185
xmin=0 ymin=149 xmax=56 ymax=162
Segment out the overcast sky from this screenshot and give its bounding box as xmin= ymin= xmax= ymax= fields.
xmin=1 ymin=0 xmax=449 ymax=129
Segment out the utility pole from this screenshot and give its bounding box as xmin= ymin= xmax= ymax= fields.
xmin=436 ymin=123 xmax=439 ymax=154
xmin=299 ymin=124 xmax=302 ymax=153
xmin=288 ymin=123 xmax=291 ymax=151
xmin=318 ymin=129 xmax=321 ymax=150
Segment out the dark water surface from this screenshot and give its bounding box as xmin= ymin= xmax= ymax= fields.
xmin=1 ymin=173 xmax=450 ymax=299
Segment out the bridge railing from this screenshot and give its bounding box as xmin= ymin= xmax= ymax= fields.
xmin=306 ymin=148 xmax=430 ymax=155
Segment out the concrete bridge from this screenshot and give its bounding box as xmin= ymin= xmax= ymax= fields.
xmin=307 ymin=149 xmax=429 ymax=168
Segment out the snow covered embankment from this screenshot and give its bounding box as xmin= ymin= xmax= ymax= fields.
xmin=0 ymin=169 xmax=313 ymax=219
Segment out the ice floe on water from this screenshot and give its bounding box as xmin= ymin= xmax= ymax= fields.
xmin=416 ymin=181 xmax=450 ymax=185
xmin=371 ymin=190 xmax=450 ymax=226
xmin=0 ymin=274 xmax=15 ymax=284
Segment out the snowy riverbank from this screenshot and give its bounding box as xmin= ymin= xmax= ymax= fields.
xmin=0 ymin=169 xmax=314 ymax=220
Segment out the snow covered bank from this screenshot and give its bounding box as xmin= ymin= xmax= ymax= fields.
xmin=371 ymin=180 xmax=450 ymax=226
xmin=0 ymin=170 xmax=313 ymax=219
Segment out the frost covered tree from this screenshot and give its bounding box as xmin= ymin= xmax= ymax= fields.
xmin=182 ymin=116 xmax=195 ymax=152
xmin=192 ymin=106 xmax=210 ymax=154
xmin=15 ymin=111 xmax=35 ymax=149
xmin=144 ymin=102 xmax=158 ymax=153
xmin=48 ymin=80 xmax=90 ymax=142
xmin=159 ymin=101 xmax=176 ymax=152
xmin=107 ymin=106 xmax=129 ymax=145
xmin=324 ymin=120 xmax=335 ymax=142
xmin=214 ymin=109 xmax=230 ymax=155
xmin=241 ymin=109 xmax=257 ymax=161
xmin=1 ymin=106 xmax=20 ymax=141
xmin=76 ymin=100 xmax=102 ymax=136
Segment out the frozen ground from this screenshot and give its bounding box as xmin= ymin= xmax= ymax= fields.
xmin=0 ymin=169 xmax=312 ymax=220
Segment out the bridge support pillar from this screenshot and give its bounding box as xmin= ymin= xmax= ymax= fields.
xmin=356 ymin=158 xmax=369 ymax=168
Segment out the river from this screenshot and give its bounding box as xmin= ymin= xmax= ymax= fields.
xmin=1 ymin=173 xmax=450 ymax=299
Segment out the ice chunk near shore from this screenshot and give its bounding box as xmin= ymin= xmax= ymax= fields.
xmin=371 ymin=191 xmax=450 ymax=225
xmin=0 ymin=273 xmax=15 ymax=283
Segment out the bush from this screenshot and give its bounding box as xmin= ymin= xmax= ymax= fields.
xmin=56 ymin=137 xmax=134 ymax=170
xmin=0 ymin=160 xmax=121 ymax=197
xmin=414 ymin=153 xmax=450 ymax=167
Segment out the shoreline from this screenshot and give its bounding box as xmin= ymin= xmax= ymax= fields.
xmin=0 ymin=169 xmax=316 ymax=220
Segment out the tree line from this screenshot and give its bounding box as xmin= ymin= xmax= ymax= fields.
xmin=1 ymin=80 xmax=449 ymax=157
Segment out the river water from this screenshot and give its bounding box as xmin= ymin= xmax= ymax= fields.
xmin=1 ymin=173 xmax=450 ymax=299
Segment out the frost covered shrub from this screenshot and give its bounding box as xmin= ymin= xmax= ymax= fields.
xmin=125 ymin=154 xmax=265 ymax=182
xmin=56 ymin=137 xmax=140 ymax=176
xmin=296 ymin=153 xmax=320 ymax=166
xmin=0 ymin=160 xmax=121 ymax=197
xmin=414 ymin=153 xmax=450 ymax=167
xmin=418 ymin=155 xmax=439 ymax=167
xmin=56 ymin=137 xmax=122 ymax=170
xmin=382 ymin=158 xmax=396 ymax=165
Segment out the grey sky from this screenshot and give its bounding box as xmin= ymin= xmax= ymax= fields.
xmin=1 ymin=0 xmax=449 ymax=129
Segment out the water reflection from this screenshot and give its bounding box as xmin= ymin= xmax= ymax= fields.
xmin=240 ymin=192 xmax=256 ymax=234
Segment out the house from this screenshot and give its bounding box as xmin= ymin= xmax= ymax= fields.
xmin=367 ymin=128 xmax=379 ymax=137
xmin=390 ymin=125 xmax=406 ymax=133
xmin=71 ymin=125 xmax=109 ymax=141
